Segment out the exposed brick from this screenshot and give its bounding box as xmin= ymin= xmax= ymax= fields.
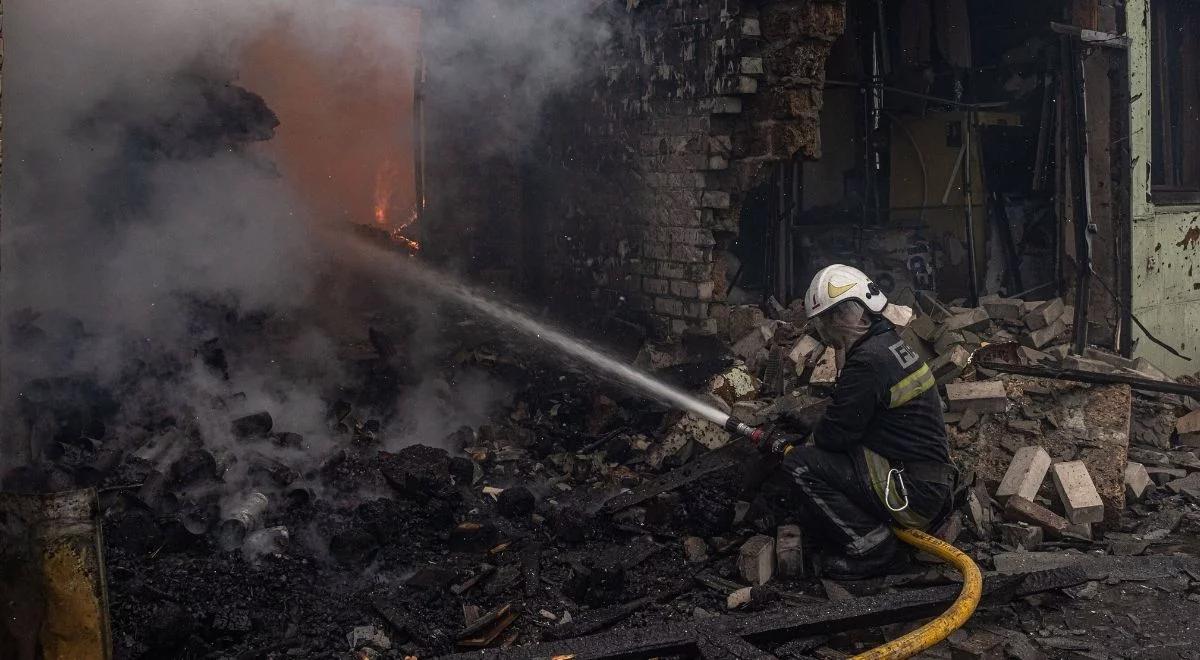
xmin=995 ymin=446 xmax=1051 ymax=503
xmin=643 ymin=277 xmax=669 ymax=295
xmin=654 ymin=297 xmax=684 ymax=317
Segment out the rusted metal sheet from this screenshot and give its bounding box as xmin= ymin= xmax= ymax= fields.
xmin=0 ymin=489 xmax=112 ymax=660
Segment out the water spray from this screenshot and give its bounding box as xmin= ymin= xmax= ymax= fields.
xmin=358 ymin=239 xmax=785 ymax=448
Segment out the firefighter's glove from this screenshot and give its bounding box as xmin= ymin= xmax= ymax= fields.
xmin=760 ymin=430 xmax=805 ymax=456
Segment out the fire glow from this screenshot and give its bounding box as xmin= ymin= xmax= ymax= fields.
xmin=373 ymin=160 xmax=420 ymax=252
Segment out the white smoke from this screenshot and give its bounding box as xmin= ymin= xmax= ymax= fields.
xmin=0 ymin=0 xmax=608 ymax=475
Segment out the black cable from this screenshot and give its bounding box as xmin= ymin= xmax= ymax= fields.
xmin=1087 ymin=265 xmax=1191 ymax=361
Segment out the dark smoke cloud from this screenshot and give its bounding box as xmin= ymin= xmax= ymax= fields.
xmin=0 ymin=0 xmax=607 ymax=479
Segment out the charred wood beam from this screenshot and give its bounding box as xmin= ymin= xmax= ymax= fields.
xmin=435 ymin=567 xmax=1086 ymax=660
xmin=1048 ymin=22 xmax=1129 ymax=49
xmin=974 ymin=359 xmax=1200 ymax=397
xmin=598 ymin=444 xmax=743 ymax=515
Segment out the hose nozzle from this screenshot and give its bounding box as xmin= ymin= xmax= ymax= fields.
xmin=724 ymin=416 xmax=763 ymax=444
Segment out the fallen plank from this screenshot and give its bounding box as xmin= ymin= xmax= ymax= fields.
xmin=598 ymin=444 xmax=743 ymax=514
xmin=435 ymin=568 xmax=1085 ymax=660
xmin=974 ymin=359 xmax=1200 ymax=397
xmin=992 ymin=552 xmax=1200 ymax=581
xmin=697 ymin=631 xmax=777 ymax=660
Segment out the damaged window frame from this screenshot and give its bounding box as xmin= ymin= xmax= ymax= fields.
xmin=1149 ymin=0 xmax=1200 ymax=205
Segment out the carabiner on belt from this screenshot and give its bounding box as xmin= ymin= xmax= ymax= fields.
xmin=884 ymin=467 xmax=910 ymax=512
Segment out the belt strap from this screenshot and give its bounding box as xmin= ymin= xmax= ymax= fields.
xmin=900 ymin=460 xmax=957 ymax=487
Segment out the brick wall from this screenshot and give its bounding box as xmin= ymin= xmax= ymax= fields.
xmin=423 ymin=0 xmax=846 ymax=339
xmin=537 ymin=0 xmax=846 ymax=338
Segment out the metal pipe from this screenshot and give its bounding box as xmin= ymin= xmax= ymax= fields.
xmin=961 ymin=113 xmax=980 ymax=306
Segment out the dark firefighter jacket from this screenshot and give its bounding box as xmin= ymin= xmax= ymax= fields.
xmin=812 ymin=316 xmax=950 ymax=466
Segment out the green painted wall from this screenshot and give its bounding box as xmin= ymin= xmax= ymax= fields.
xmin=1127 ymin=0 xmax=1200 ymax=375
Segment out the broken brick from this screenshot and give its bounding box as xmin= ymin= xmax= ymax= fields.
xmin=775 ymin=525 xmax=803 ymax=578
xmin=999 ymin=523 xmax=1043 ymax=551
xmin=1051 ymin=461 xmax=1105 ymax=525
xmin=737 ymin=534 xmax=775 ymax=586
xmin=1178 ymin=410 xmax=1200 ymax=436
xmin=1024 ymin=298 xmax=1065 ymax=331
xmin=929 ymin=344 xmax=972 ymax=384
xmin=1124 ymin=462 xmax=1152 ymax=502
xmin=1003 ymin=496 xmax=1068 ymax=534
xmin=995 ymin=446 xmax=1051 ymax=503
xmin=946 ymin=380 xmax=1008 ymax=413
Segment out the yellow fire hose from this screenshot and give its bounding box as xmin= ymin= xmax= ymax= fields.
xmin=850 ymin=527 xmax=983 ymax=660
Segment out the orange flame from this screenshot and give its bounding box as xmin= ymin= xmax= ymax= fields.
xmin=373 ymin=160 xmax=420 ymax=252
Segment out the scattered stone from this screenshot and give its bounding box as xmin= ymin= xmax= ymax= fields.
xmin=1061 ymin=522 xmax=1093 ymax=542
xmin=1124 ymin=462 xmax=1152 ymax=502
xmin=737 ymin=534 xmax=775 ymax=586
xmin=1179 ymin=410 xmax=1200 ymax=436
xmin=788 ymin=335 xmax=824 ymax=370
xmin=231 ymin=411 xmax=274 ymax=440
xmin=709 ymin=365 xmax=761 ymax=405
xmin=999 ymin=523 xmax=1043 ymax=550
xmin=497 ymin=486 xmax=535 ymax=518
xmin=1051 ymin=461 xmax=1105 ymax=524
xmin=1024 ymin=299 xmax=1065 ymax=331
xmin=728 ymin=306 xmax=767 ymax=342
xmin=949 ymin=629 xmax=1006 ymax=660
xmin=726 ymin=584 xmax=778 ymax=610
xmin=946 ymin=381 xmax=1008 ymax=413
xmin=1025 ymin=318 xmax=1067 ymax=349
xmin=944 ymin=307 xmax=991 ymax=334
xmin=1145 ymin=466 xmax=1188 ymax=486
xmin=882 ymin=304 xmax=914 ymax=328
xmin=1003 ymin=496 xmax=1068 ymax=535
xmin=347 ymin=625 xmax=391 ymax=651
xmin=929 ymin=344 xmax=972 ymax=384
xmin=775 ymin=525 xmax=803 ymax=578
xmin=1165 ymin=472 xmax=1200 ymax=501
xmin=809 ymin=348 xmax=838 ymax=387
xmin=958 ymin=408 xmax=981 ymax=431
xmin=982 ymin=297 xmax=1025 ymax=321
xmin=996 ymin=446 xmax=1051 ymax=503
xmin=683 ymin=537 xmax=709 ymax=564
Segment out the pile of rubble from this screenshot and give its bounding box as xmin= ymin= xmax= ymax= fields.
xmin=7 ymin=288 xmax=1200 ymax=659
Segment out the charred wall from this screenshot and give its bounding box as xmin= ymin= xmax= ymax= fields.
xmin=424 ymin=0 xmax=845 ymax=339
xmin=538 ymin=0 xmax=846 ymax=338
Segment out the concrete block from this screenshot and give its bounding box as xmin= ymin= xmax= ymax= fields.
xmin=683 ymin=537 xmax=709 ymax=563
xmin=1051 ymin=461 xmax=1105 ymax=524
xmin=908 ymin=315 xmax=940 ymax=342
xmin=1083 ymin=347 xmax=1138 ymax=371
xmin=728 ymin=306 xmax=766 ymax=341
xmin=935 ymin=331 xmax=966 ymax=355
xmin=1131 ymin=357 xmax=1173 ymax=382
xmin=1062 ymin=522 xmax=1093 ymax=541
xmin=775 ymin=525 xmax=803 ymax=578
xmin=929 ymin=344 xmax=972 ymax=384
xmin=1145 ymin=466 xmax=1187 ymax=486
xmin=882 ymin=304 xmax=914 ymax=328
xmin=1003 ymin=496 xmax=1068 ymax=534
xmin=1124 ymin=462 xmax=1152 ymax=501
xmin=1024 ymin=317 xmax=1067 ymax=349
xmin=808 ymin=347 xmax=838 ymax=387
xmin=1018 ymin=346 xmax=1053 ymax=364
xmin=946 ymin=380 xmax=1008 ymax=413
xmin=1024 ymin=298 xmax=1065 ymax=331
xmin=995 ymin=446 xmax=1051 ymax=502
xmin=998 ymin=523 xmax=1043 ymax=550
xmin=1062 ymin=355 xmax=1119 ymax=374
xmin=1178 ymin=410 xmax=1200 ymax=436
xmin=944 ymin=307 xmax=991 ymax=333
xmin=737 ymin=534 xmax=775 ymax=586
xmin=787 ymin=335 xmax=823 ymax=370
xmin=982 ymin=298 xmax=1024 ymax=321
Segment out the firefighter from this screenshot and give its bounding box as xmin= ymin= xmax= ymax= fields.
xmin=751 ymin=264 xmax=955 ymax=580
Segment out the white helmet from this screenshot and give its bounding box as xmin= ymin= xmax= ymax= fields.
xmin=804 ymin=264 xmax=888 ymax=319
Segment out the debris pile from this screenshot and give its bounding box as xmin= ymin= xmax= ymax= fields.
xmin=5 ymin=292 xmax=1200 ymax=658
